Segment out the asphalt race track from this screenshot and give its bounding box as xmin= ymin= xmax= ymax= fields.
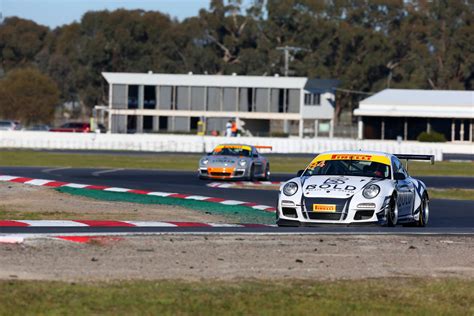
xmin=1 ymin=166 xmax=473 ymax=234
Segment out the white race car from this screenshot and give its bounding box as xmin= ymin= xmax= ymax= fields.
xmin=276 ymin=151 xmax=433 ymax=227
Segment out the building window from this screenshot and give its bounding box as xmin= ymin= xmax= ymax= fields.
xmin=190 ymin=117 xmax=200 ymax=131
xmin=304 ymin=93 xmax=320 ymax=106
xmin=143 ymin=116 xmax=154 ymax=132
xmin=278 ymin=89 xmax=285 ymax=113
xmin=247 ymin=88 xmax=254 ymax=112
xmin=144 ymin=86 xmax=156 ymax=109
xmin=127 ymin=115 xmax=137 ymax=133
xmin=128 ymin=85 xmax=139 ymax=109
xmin=159 ymin=116 xmax=168 ymax=131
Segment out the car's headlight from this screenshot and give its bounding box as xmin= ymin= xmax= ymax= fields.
xmin=238 ymin=159 xmax=247 ymax=167
xmin=201 ymin=158 xmax=209 ymax=165
xmin=283 ymin=182 xmax=298 ymax=196
xmin=362 ymin=184 xmax=380 ymax=199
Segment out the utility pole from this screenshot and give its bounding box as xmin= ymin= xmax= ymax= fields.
xmin=276 ymin=46 xmax=309 ymax=77
xmin=276 ymin=46 xmax=310 ymax=135
xmin=386 ymin=61 xmax=399 ymax=88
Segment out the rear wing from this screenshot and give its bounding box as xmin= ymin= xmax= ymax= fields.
xmin=255 ymin=146 xmax=273 ymax=151
xmin=395 ymin=154 xmax=435 ymax=164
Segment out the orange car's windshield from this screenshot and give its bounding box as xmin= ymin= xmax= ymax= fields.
xmin=212 ymin=147 xmax=251 ymax=157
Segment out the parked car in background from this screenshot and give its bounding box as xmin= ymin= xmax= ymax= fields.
xmin=0 ymin=120 xmax=22 ymax=131
xmin=26 ymin=124 xmax=51 ymax=131
xmin=50 ymin=122 xmax=106 ymax=133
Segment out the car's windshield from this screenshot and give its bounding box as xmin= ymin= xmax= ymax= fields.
xmin=303 ymin=159 xmax=391 ymax=179
xmin=211 ymin=146 xmax=251 ymax=157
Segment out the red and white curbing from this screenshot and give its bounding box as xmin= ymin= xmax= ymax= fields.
xmin=0 ymin=220 xmax=274 ymax=228
xmin=0 ymin=175 xmax=276 ymax=212
xmin=207 ymin=181 xmax=282 ymax=189
xmin=0 ymin=236 xmax=24 ymax=244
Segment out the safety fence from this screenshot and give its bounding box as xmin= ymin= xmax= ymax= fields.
xmin=1 ymin=131 xmax=472 ymax=160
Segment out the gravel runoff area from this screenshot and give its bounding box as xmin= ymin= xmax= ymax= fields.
xmin=1 ymin=181 xmax=473 ymax=282
xmin=1 ymin=235 xmax=473 ymax=281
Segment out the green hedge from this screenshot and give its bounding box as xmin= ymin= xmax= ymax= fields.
xmin=417 ymin=131 xmax=447 ymax=142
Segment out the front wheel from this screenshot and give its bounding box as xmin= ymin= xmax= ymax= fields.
xmin=387 ymin=196 xmax=398 ymax=227
xmin=247 ymin=165 xmax=255 ymax=181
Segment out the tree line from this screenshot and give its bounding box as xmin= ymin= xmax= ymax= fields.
xmin=0 ymin=0 xmax=472 ymax=125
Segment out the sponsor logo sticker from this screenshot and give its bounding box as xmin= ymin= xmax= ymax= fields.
xmin=313 ymin=204 xmax=336 ymax=212
xmin=331 ymin=154 xmax=373 ymax=161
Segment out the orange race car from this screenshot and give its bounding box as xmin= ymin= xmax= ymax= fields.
xmin=198 ymin=144 xmax=271 ymax=181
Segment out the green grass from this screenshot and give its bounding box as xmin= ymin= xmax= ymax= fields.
xmin=0 ymin=278 xmax=472 ymax=315
xmin=55 ymin=187 xmax=275 ymax=224
xmin=429 ymin=188 xmax=474 ymax=201
xmin=0 ymin=150 xmax=472 ymax=176
xmin=407 ymin=161 xmax=474 ymax=177
xmin=0 ymin=208 xmax=73 ymax=220
xmin=0 ymin=150 xmax=200 ymax=170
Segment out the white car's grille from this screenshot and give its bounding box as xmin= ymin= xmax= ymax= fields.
xmin=302 ymin=197 xmax=350 ymax=221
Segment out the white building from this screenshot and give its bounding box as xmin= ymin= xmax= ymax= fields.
xmin=101 ymin=72 xmax=339 ymax=137
xmin=354 ymin=89 xmax=474 ymax=142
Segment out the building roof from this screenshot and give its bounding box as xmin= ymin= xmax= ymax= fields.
xmin=354 ymin=89 xmax=474 ymax=119
xmin=102 ymin=72 xmax=339 ymax=90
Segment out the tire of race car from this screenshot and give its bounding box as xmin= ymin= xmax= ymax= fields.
xmin=248 ymin=165 xmax=255 ymax=181
xmin=387 ymin=195 xmax=398 ymax=227
xmin=262 ymin=164 xmax=270 ymax=181
xmin=276 ymin=218 xmax=300 ymax=227
xmin=417 ymin=193 xmax=429 ymax=227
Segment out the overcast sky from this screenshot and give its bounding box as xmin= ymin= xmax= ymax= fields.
xmin=1 ymin=0 xmax=213 ymax=28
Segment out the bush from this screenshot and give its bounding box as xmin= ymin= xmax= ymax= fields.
xmin=270 ymin=132 xmax=290 ymax=138
xmin=0 ymin=68 xmax=59 ymax=125
xmin=417 ymin=131 xmax=447 ymax=142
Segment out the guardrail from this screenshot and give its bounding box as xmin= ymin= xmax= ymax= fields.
xmin=0 ymin=131 xmax=470 ymax=161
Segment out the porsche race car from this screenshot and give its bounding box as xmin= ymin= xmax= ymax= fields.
xmin=277 ymin=150 xmax=433 ymax=227
xmin=198 ymin=144 xmax=271 ymax=180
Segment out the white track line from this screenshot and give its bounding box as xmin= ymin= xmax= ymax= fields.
xmin=42 ymin=167 xmax=71 ymax=173
xmin=92 ymin=168 xmax=124 ymax=177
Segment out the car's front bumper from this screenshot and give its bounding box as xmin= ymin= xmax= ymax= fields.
xmin=277 ymin=201 xmax=387 ymax=225
xmin=198 ymin=167 xmax=247 ymax=180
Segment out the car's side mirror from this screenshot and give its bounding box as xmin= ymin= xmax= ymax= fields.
xmin=297 ymin=169 xmax=304 ymax=177
xmin=394 ymin=172 xmax=406 ymax=181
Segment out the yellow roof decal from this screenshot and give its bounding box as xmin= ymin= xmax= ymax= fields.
xmin=214 ymin=145 xmax=251 ymax=151
xmin=308 ymin=153 xmax=391 ymax=169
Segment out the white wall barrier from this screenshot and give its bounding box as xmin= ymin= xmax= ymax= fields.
xmin=1 ymin=131 xmax=472 ymax=160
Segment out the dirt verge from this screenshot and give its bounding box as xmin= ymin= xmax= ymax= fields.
xmin=0 ymin=234 xmax=473 ymax=281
